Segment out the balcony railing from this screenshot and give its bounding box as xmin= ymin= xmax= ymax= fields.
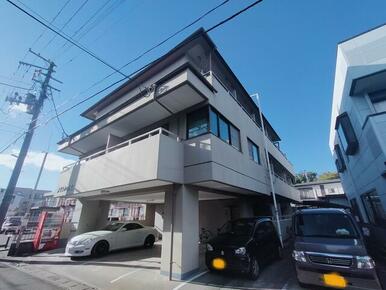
xmin=62 ymin=127 xmax=180 ymax=172
xmin=206 ymin=71 xmax=292 ymax=165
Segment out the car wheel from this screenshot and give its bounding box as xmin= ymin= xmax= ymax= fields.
xmin=248 ymin=257 xmax=260 ymax=280
xmin=91 ymin=241 xmax=109 ymax=257
xmin=144 ymin=235 xmax=155 ymax=248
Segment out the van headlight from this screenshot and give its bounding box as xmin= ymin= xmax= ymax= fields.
xmin=206 ymin=243 xmax=214 ymax=251
xmin=292 ymin=250 xmax=307 ymax=262
xmin=234 ymin=247 xmax=246 ymax=255
xmin=356 ymin=256 xmax=375 ymax=269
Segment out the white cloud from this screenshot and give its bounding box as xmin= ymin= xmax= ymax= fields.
xmin=0 ymin=149 xmax=75 ymax=172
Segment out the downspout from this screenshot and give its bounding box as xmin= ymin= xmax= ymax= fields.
xmin=169 ymin=185 xmax=175 ymax=281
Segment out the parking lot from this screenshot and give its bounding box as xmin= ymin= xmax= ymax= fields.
xmin=0 ymin=240 xmax=303 ymax=290
xmin=0 ymin=235 xmax=385 ymax=290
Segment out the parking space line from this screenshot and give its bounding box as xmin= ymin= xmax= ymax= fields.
xmin=110 ymin=269 xmax=142 ymax=283
xmin=173 ymin=270 xmax=209 ymax=290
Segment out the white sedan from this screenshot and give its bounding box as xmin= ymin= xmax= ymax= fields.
xmin=65 ymin=222 xmax=158 ymax=257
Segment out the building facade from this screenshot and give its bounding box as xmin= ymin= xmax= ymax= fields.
xmin=55 ymin=28 xmax=299 ymax=279
xmin=329 ymin=24 xmax=386 ymax=258
xmin=0 ymin=187 xmax=50 ymax=217
xmin=294 ymin=179 xmax=349 ymax=207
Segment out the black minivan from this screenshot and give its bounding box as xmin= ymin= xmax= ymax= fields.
xmin=205 ymin=217 xmax=282 ymax=280
xmin=292 ymin=208 xmax=382 ymax=289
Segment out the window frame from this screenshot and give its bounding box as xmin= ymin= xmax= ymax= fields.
xmin=335 ymin=112 xmax=358 ymax=155
xmin=361 ymin=190 xmax=386 ymax=228
xmin=334 ymin=144 xmax=346 ymax=173
xmin=208 ymin=106 xmax=241 ymax=152
xmin=186 ymin=106 xmax=209 ymax=139
xmin=247 ymin=138 xmax=261 ymax=164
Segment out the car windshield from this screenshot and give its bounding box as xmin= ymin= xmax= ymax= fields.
xmin=295 ymin=213 xmax=359 ymax=239
xmin=219 ymin=219 xmax=256 ymax=236
xmin=101 ymin=222 xmax=123 ymax=231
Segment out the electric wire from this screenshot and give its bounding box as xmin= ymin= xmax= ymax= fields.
xmin=0 ymin=0 xmax=264 ymax=154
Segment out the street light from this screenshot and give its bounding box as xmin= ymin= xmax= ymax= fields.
xmin=250 ymin=93 xmax=283 ymax=247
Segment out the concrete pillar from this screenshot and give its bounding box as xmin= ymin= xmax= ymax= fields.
xmin=161 ymin=185 xmax=199 ymax=280
xmin=141 ymin=204 xmax=155 ymax=226
xmin=71 ymin=199 xmax=110 ymax=235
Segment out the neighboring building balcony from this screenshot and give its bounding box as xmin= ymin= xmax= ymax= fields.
xmin=56 ymin=128 xmax=183 ymax=197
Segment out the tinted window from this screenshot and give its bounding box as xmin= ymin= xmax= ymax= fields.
xmin=209 ymin=107 xmax=218 ymax=136
xmin=123 ymin=223 xmax=143 ymax=231
xmin=219 ymin=116 xmax=230 ymax=143
xmin=187 ymin=107 xmax=208 ymax=138
xmin=361 ymin=190 xmax=386 ymax=226
xmin=219 ymin=220 xmax=255 ymax=236
xmin=295 ymin=213 xmax=358 ymax=239
xmin=229 ymin=124 xmax=240 ymax=150
xmin=248 ymin=139 xmax=260 ymax=164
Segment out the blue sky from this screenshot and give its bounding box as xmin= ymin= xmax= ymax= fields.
xmin=0 ymin=0 xmax=385 ymax=191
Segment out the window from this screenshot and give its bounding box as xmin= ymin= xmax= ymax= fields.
xmin=295 ymin=213 xmax=358 ymax=238
xmin=328 ymin=188 xmax=336 ymax=194
xmin=335 ymin=112 xmax=358 ymax=155
xmin=123 ymin=223 xmax=143 ymax=231
xmin=187 ymin=107 xmax=208 ymax=138
xmin=361 ymin=190 xmax=386 ymax=227
xmin=229 ymin=124 xmax=241 ymax=150
xmin=219 ymin=115 xmax=230 ymax=143
xmin=368 ymin=89 xmax=386 ymax=112
xmin=209 ymin=107 xmax=218 ymax=136
xmin=209 ymin=106 xmax=241 ymax=151
xmin=334 ymin=144 xmax=346 ymax=173
xmin=300 ymin=188 xmax=316 ymax=200
xmin=247 ymin=139 xmax=260 ymax=164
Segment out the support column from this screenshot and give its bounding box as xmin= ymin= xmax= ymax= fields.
xmin=141 ymin=204 xmax=155 ymax=226
xmin=71 ymin=199 xmax=110 ymax=235
xmin=161 ymin=185 xmax=199 ymax=280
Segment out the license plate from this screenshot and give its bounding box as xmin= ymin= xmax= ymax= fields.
xmin=212 ymin=258 xmax=226 ymax=270
xmin=323 ymin=273 xmax=347 ymax=288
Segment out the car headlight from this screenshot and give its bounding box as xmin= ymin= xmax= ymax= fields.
xmin=234 ymin=247 xmax=246 ymax=255
xmin=356 ymin=256 xmax=375 ymax=269
xmin=69 ymin=238 xmax=93 ymax=246
xmin=292 ymin=250 xmax=307 ymax=262
xmin=206 ymin=243 xmax=214 ymax=251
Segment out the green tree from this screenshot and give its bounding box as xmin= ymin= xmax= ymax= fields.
xmin=295 ymin=171 xmax=318 ymax=184
xmin=319 ymin=171 xmax=339 ymax=180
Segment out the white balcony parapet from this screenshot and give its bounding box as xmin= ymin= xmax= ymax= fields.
xmin=62 ymin=127 xmax=180 ymax=172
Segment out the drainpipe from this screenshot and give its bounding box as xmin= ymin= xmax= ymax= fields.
xmin=251 ymin=93 xmax=283 ymax=247
xmin=169 ymin=185 xmax=175 ymax=281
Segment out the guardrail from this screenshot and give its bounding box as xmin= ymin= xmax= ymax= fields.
xmin=62 ymin=127 xmax=180 ymax=172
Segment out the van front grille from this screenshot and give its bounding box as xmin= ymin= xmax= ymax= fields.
xmin=308 ymin=254 xmax=352 ymax=267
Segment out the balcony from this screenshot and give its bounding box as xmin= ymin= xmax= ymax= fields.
xmin=183 ymin=134 xmax=300 ymax=201
xmin=58 ymin=63 xmax=215 ymax=156
xmin=56 ymin=128 xmax=183 ymax=197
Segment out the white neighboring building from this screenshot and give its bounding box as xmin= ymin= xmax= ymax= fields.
xmin=294 ymin=179 xmax=348 ymax=207
xmin=330 ymin=24 xmax=386 ymax=257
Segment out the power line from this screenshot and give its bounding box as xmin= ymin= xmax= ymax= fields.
xmin=47 ymin=91 xmax=68 ymax=137
xmin=40 ymin=0 xmax=89 ymax=51
xmin=0 ymin=81 xmax=30 ymax=90
xmin=28 ymin=0 xmax=72 ymax=53
xmin=6 ymin=0 xmax=128 ymax=78
xmin=57 ymin=0 xmax=231 ymax=110
xmin=1 ymin=0 xmax=264 ymax=154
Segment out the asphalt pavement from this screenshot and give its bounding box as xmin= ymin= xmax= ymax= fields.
xmin=0 ymin=262 xmax=59 ymax=290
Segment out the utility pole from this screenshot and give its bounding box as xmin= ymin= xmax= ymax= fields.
xmin=0 ymin=50 xmax=58 ymax=227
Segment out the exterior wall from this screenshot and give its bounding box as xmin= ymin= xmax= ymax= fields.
xmin=330 ymin=25 xmax=386 ymax=219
